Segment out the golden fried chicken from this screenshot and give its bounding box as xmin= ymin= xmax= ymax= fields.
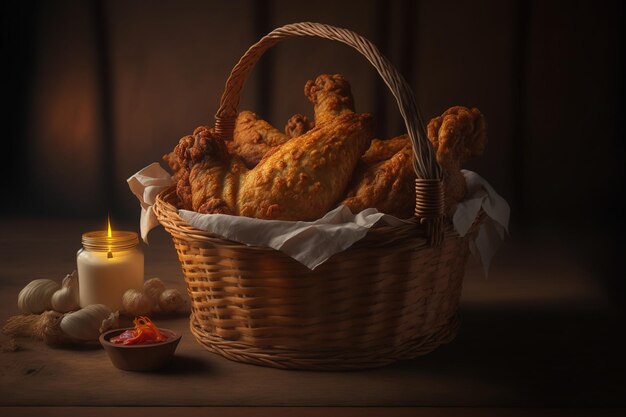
xmin=228 ymin=111 xmax=292 ymax=168
xmin=166 ymin=74 xmax=352 ymax=177
xmin=361 ymin=135 xmax=412 ymax=164
xmin=162 ymin=151 xmax=182 ymax=180
xmin=239 ymin=112 xmax=373 ymax=220
xmin=342 ymin=135 xmax=416 ymax=218
xmin=168 ymin=69 xmax=486 ymax=222
xmin=341 ymin=105 xmax=487 ymax=218
xmin=304 ymin=74 xmax=355 ymax=125
xmin=173 ymin=126 xmax=247 ymax=214
xmin=165 ymin=111 xmax=297 ymax=176
xmin=302 ymin=74 xmax=417 ymax=218
xmin=174 ymin=112 xmax=373 ymax=220
xmin=285 ymin=113 xmax=313 ymax=138
xmin=427 ymin=106 xmax=487 ymax=215
xmin=164 ymin=129 xmax=205 ymax=182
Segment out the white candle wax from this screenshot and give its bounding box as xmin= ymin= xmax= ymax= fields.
xmin=77 ymin=249 xmax=143 ymax=310
xmin=77 ymin=229 xmax=143 ymax=311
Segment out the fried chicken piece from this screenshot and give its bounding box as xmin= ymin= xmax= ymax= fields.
xmin=239 ymin=112 xmax=373 ymax=220
xmin=164 ymin=125 xmax=213 ymax=181
xmin=285 ymin=113 xmax=313 ymax=138
xmin=427 ymin=106 xmax=487 ymax=215
xmin=303 ymin=74 xmax=416 ymax=218
xmin=175 ymin=112 xmax=373 ymax=220
xmin=361 ymin=135 xmax=412 ymax=164
xmin=229 ymin=111 xmax=292 ymax=169
xmin=166 ymin=74 xmax=351 ymax=177
xmin=342 ymin=135 xmax=416 ymax=218
xmin=171 ymin=134 xmax=195 ymax=208
xmin=164 ymin=111 xmax=298 ymax=177
xmin=162 ymin=151 xmax=182 ymax=180
xmin=304 ymin=74 xmax=355 ymax=125
xmin=168 ymin=73 xmax=356 ymax=180
xmin=181 ymin=126 xmax=248 ymax=214
xmin=341 ymin=106 xmax=487 ymax=218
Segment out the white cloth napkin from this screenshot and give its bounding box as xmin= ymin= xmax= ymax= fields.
xmin=126 ymin=162 xmax=175 ymax=243
xmin=179 ymin=206 xmax=411 ymax=269
xmin=454 ymin=170 xmax=510 ymax=277
xmin=127 ymin=163 xmax=509 ymax=272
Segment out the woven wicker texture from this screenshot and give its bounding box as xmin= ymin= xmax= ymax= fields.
xmin=155 ymin=187 xmax=479 ymax=370
xmin=154 ymin=22 xmax=482 ymax=370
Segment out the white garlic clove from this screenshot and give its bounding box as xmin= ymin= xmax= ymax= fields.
xmin=143 ymin=277 xmax=166 ymax=302
xmin=158 ymin=288 xmax=186 ymax=313
xmin=59 ymin=304 xmax=113 ymax=341
xmin=122 ymin=288 xmax=155 ymax=316
xmin=51 ymin=271 xmax=80 ymax=313
xmin=99 ymin=311 xmax=119 ymax=334
xmin=18 ymin=279 xmax=60 ymax=314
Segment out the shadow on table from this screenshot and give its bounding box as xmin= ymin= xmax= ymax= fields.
xmin=151 ymin=354 xmax=213 ymax=376
xmin=51 ymin=341 xmax=104 ymax=351
xmin=380 ymin=303 xmax=626 ymax=407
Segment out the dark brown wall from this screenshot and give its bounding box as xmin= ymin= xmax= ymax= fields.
xmin=2 ymin=0 xmax=624 ymax=232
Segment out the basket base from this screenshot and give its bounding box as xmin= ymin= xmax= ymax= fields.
xmin=189 ymin=314 xmax=460 ymax=371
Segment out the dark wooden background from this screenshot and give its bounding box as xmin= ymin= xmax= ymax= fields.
xmin=2 ymin=0 xmax=624 ymax=232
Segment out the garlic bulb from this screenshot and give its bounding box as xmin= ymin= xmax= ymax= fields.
xmin=18 ymin=279 xmax=60 ymax=314
xmin=122 ymin=289 xmax=155 ymax=316
xmin=143 ymin=277 xmax=166 ymax=302
xmin=99 ymin=311 xmax=120 ymax=334
xmin=158 ymin=288 xmax=185 ymax=313
xmin=51 ymin=271 xmax=80 ymax=313
xmin=59 ymin=304 xmax=114 ymax=341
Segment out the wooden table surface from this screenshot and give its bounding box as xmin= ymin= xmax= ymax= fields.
xmin=0 ymin=216 xmax=624 ymax=416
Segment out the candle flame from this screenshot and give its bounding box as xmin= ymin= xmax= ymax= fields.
xmin=107 ymin=213 xmax=113 ymax=258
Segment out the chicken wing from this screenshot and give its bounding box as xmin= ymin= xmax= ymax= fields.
xmin=304 ymin=74 xmax=355 ymax=125
xmin=285 ymin=113 xmax=313 ymax=138
xmin=361 ymin=135 xmax=412 ymax=164
xmin=227 ymin=111 xmax=292 ymax=169
xmin=427 ymin=106 xmax=487 ymax=215
xmin=183 ymin=126 xmax=247 ymax=214
xmin=302 ymin=74 xmax=417 ymax=218
xmin=171 ymin=126 xmax=241 ymax=213
xmin=341 ymin=135 xmax=416 ymax=219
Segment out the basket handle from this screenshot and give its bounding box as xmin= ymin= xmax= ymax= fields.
xmin=214 ymin=22 xmax=445 ymax=245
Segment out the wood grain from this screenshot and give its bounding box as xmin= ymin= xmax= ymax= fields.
xmin=0 ymin=217 xmax=623 ymax=408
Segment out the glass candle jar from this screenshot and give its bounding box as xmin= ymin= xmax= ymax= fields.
xmin=77 ymin=230 xmax=144 ymax=311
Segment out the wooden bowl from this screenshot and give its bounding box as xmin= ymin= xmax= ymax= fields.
xmin=99 ymin=328 xmax=181 ymax=371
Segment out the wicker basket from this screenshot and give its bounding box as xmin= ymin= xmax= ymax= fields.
xmin=154 ymin=22 xmax=483 ymax=370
